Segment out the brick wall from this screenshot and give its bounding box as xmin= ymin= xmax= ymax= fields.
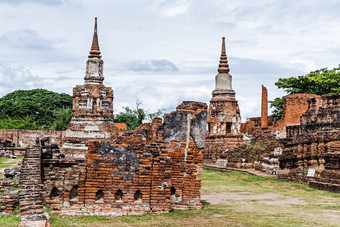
xmin=0 ymin=178 xmax=19 ymax=215
xmin=279 ymin=94 xmax=340 ymax=192
xmin=274 ymin=93 xmax=319 ymax=138
xmin=0 ymin=129 xmax=65 ymax=147
xmin=41 ymin=101 xmax=206 ymax=216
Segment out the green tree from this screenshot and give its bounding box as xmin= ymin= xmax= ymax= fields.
xmin=270 ymin=65 xmax=340 ymax=120
xmin=114 ymin=107 xmax=141 ymax=130
xmin=114 ymin=99 xmax=165 ymax=130
xmin=0 ymin=89 xmax=72 ymax=130
xmin=51 ymin=109 xmax=72 ymax=130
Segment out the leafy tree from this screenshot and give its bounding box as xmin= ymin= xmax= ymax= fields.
xmin=270 ymin=65 xmax=340 ymax=120
xmin=0 ymin=89 xmax=72 ymax=130
xmin=114 ymin=107 xmax=139 ymax=130
xmin=114 ymin=99 xmax=165 ymax=130
xmin=0 ymin=116 xmax=43 ymax=130
xmin=269 ymin=97 xmax=284 ymax=121
xmin=51 ymin=109 xmax=72 ymax=130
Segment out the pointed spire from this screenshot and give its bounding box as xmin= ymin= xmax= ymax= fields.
xmin=218 ymin=37 xmax=230 ymax=74
xmin=89 ymin=17 xmax=101 ymax=59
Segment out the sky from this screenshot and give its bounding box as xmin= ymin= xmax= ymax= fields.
xmin=0 ymin=0 xmax=339 ymax=121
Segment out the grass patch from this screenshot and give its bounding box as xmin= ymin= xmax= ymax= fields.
xmin=0 ymin=156 xmax=24 ymax=169
xmin=120 ymin=214 xmax=153 ymax=223
xmin=51 ymin=213 xmax=112 ymax=226
xmin=0 ymin=215 xmax=20 ymax=227
xmin=2 ymin=168 xmax=340 ymax=227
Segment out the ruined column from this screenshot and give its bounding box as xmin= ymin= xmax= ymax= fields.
xmin=261 ymin=85 xmax=268 ymax=128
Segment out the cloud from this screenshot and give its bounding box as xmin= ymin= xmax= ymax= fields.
xmin=0 ymin=0 xmax=339 ymax=123
xmin=160 ymin=0 xmax=192 ymax=17
xmin=230 ymin=57 xmax=304 ymax=76
xmin=0 ymin=0 xmax=63 ymax=5
xmin=0 ymin=63 xmax=38 ymax=97
xmin=126 ymin=59 xmax=179 ymax=73
xmin=0 ymin=29 xmax=54 ymax=50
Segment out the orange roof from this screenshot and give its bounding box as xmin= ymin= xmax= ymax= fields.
xmin=115 ymin=123 xmax=127 ymax=130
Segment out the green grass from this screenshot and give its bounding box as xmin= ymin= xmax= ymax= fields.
xmin=0 ymin=156 xmax=24 ymax=169
xmin=1 ymin=169 xmax=339 ymax=227
xmin=0 ymin=156 xmax=24 ymax=178
xmin=0 ymin=215 xmax=20 ymax=227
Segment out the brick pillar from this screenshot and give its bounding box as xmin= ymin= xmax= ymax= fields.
xmin=261 ymin=85 xmax=268 ymax=128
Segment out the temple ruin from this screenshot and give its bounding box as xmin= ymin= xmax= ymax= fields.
xmin=0 ymin=16 xmax=339 ymax=227
xmin=61 ymin=18 xmax=117 ymax=159
xmin=0 ymin=19 xmax=207 ymax=226
xmin=279 ymin=94 xmax=340 ymax=192
xmin=204 ymin=37 xmax=242 ymax=163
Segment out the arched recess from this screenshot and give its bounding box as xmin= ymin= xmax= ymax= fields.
xmin=95 ymin=190 xmax=104 ymax=202
xmin=170 ymin=186 xmax=177 ymax=203
xmin=170 ymin=186 xmax=176 ymax=196
xmin=50 ymin=187 xmax=59 ymax=200
xmin=134 ymin=190 xmax=142 ymax=202
xmin=69 ymin=186 xmax=79 ymax=200
xmin=115 ymin=189 xmax=123 ymax=202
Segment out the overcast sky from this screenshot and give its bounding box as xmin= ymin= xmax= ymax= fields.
xmin=0 ymin=0 xmax=339 ymax=121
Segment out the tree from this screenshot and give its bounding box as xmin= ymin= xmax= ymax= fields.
xmin=114 ymin=99 xmax=165 ymax=130
xmin=0 ymin=89 xmax=72 ymax=130
xmin=51 ymin=109 xmax=72 ymax=131
xmin=270 ymin=65 xmax=340 ymax=121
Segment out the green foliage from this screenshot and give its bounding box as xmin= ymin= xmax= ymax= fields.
xmin=269 ymin=97 xmax=284 ymax=122
xmin=275 ymin=66 xmax=340 ymax=95
xmin=115 ymin=106 xmax=165 ymax=130
xmin=50 ymin=109 xmax=72 ymax=130
xmin=0 ymin=89 xmax=72 ymax=130
xmin=147 ymin=108 xmax=165 ymax=121
xmin=114 ymin=107 xmax=141 ymax=130
xmin=271 ymin=65 xmax=340 ymax=120
xmin=0 ymin=116 xmax=43 ymax=130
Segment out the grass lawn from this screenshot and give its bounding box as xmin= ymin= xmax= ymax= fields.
xmin=1 ymin=169 xmax=339 ymax=227
xmin=0 ymin=156 xmax=24 ymax=178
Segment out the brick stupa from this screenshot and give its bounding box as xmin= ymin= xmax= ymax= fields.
xmin=62 ymin=18 xmax=117 ymax=159
xmin=204 ymin=37 xmax=243 ymax=163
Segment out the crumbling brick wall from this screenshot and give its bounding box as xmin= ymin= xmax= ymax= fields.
xmin=0 ymin=178 xmax=19 ymax=215
xmin=275 ymin=94 xmax=319 ymax=138
xmin=41 ymin=101 xmax=207 ymax=216
xmin=0 ymin=129 xmax=65 ymax=147
xmin=279 ymin=94 xmax=340 ymax=192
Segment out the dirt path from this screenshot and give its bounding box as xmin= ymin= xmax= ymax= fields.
xmin=201 ymin=188 xmax=340 ymax=225
xmin=202 ymin=192 xmax=307 ymax=206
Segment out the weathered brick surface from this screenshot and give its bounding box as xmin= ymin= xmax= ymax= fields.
xmin=261 ymin=85 xmax=268 ymax=128
xmin=0 ymin=178 xmax=19 ymax=215
xmin=0 ymin=129 xmax=65 ymax=147
xmin=19 ymin=147 xmax=47 ymax=221
xmin=0 ymin=147 xmax=26 ymax=157
xmin=41 ymin=102 xmax=206 ymax=216
xmin=205 ymin=94 xmax=243 ymax=163
xmin=275 ymin=93 xmax=319 ymax=138
xmin=279 ymin=94 xmax=340 ymax=192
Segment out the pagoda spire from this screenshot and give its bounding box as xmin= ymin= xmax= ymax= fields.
xmin=89 ymin=17 xmax=101 ymax=59
xmin=218 ymin=37 xmax=230 ymax=74
xmin=212 ymin=37 xmax=235 ymax=98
